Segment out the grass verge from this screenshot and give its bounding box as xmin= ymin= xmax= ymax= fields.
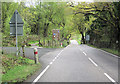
xmin=100 ymin=48 xmax=118 ymax=56
xmin=2 ymin=64 xmax=41 ymax=82
xmin=2 ymin=54 xmax=41 ymax=83
xmin=87 ymin=44 xmax=119 ymax=56
xmin=28 ymin=41 xmax=39 ymax=44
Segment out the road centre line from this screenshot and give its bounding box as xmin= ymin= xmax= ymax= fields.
xmin=32 ymin=65 xmax=50 ymax=83
xmin=78 ymin=48 xmax=87 ymax=56
xmin=32 ymin=45 xmax=69 ymax=83
xmin=55 ymin=57 xmax=57 ymax=59
xmin=83 ymin=52 xmax=87 ymax=56
xmin=88 ymin=57 xmax=98 ymax=67
xmin=49 ymin=62 xmax=53 ymax=65
xmin=104 ymin=73 xmax=116 ymax=83
xmin=52 ymin=59 xmax=55 ymax=62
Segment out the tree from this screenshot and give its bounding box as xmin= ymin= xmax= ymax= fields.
xmin=69 ymin=2 xmax=119 ymax=50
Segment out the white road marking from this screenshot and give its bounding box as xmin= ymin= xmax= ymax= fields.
xmin=32 ymin=65 xmax=50 ymax=83
xmin=55 ymin=57 xmax=57 ymax=59
xmin=57 ymin=55 xmax=59 ymax=58
xmin=83 ymin=52 xmax=87 ymax=56
xmin=88 ymin=58 xmax=98 ymax=67
xmin=49 ymin=62 xmax=53 ymax=65
xmin=32 ymin=45 xmax=70 ymax=83
xmin=52 ymin=59 xmax=55 ymax=62
xmin=98 ymin=49 xmax=120 ymax=59
xmin=104 ymin=73 xmax=116 ymax=82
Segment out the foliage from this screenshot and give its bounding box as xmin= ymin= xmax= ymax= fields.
xmin=1 ymin=2 xmax=71 ymax=47
xmin=2 ymin=54 xmax=34 ymax=74
xmin=1 ymin=2 xmax=119 ymax=51
xmin=70 ymin=2 xmax=119 ymax=50
xmin=2 ymin=53 xmax=41 ymax=82
xmin=2 ymin=64 xmax=40 ymax=82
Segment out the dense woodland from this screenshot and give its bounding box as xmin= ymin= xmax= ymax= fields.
xmin=1 ymin=2 xmax=120 ymax=54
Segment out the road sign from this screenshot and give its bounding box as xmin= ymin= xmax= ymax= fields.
xmin=52 ymin=29 xmax=60 ymax=41
xmin=86 ymin=35 xmax=90 ymax=41
xmin=9 ymin=10 xmax=24 ymax=56
xmin=9 ymin=10 xmax=24 ymax=36
xmin=53 ymin=33 xmax=56 ymax=35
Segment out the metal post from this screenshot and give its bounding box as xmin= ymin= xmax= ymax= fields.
xmin=15 ymin=10 xmax=18 ymax=56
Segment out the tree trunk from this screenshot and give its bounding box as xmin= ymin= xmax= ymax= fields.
xmin=43 ymin=37 xmax=45 ymax=46
xmin=22 ymin=45 xmax=25 ymax=58
xmin=48 ymin=40 xmax=50 ymax=46
xmin=39 ymin=39 xmax=42 ymax=47
xmin=81 ymin=32 xmax=85 ymax=44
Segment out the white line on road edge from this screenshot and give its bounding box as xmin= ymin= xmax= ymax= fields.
xmin=98 ymin=49 xmax=120 ymax=59
xmin=32 ymin=65 xmax=50 ymax=84
xmin=88 ymin=58 xmax=98 ymax=67
xmin=104 ymin=73 xmax=116 ymax=83
xmin=83 ymin=52 xmax=87 ymax=56
xmin=32 ymin=45 xmax=69 ymax=83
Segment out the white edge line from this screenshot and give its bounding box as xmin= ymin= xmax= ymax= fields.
xmin=32 ymin=65 xmax=50 ymax=83
xmin=104 ymin=73 xmax=116 ymax=82
xmin=88 ymin=58 xmax=98 ymax=67
xmin=32 ymin=46 xmax=66 ymax=83
xmin=98 ymin=49 xmax=120 ymax=59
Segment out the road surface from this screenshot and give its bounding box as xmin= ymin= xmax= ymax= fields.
xmin=26 ymin=40 xmax=119 ymax=83
xmin=2 ymin=40 xmax=119 ymax=83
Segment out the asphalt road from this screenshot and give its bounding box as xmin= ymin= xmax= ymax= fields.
xmin=27 ymin=40 xmax=119 ymax=83
xmin=2 ymin=40 xmax=119 ymax=83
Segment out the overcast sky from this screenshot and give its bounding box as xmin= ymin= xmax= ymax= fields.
xmin=24 ymin=0 xmax=94 ymax=7
xmin=13 ymin=0 xmax=119 ymax=7
xmin=15 ymin=0 xmax=94 ymax=2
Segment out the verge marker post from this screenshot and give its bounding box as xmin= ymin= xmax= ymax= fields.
xmin=61 ymin=43 xmax=62 ymax=47
xmin=34 ymin=48 xmax=39 ymax=64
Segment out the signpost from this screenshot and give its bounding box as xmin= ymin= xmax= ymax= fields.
xmin=9 ymin=10 xmax=24 ymax=56
xmin=86 ymin=35 xmax=90 ymax=44
xmin=52 ymin=29 xmax=60 ymax=47
xmin=52 ymin=29 xmax=60 ymax=41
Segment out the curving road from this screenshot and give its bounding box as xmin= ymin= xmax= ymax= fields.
xmin=27 ymin=41 xmax=119 ymax=83
xmin=2 ymin=40 xmax=119 ymax=83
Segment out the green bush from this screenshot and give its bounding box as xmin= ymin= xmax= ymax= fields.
xmin=2 ymin=54 xmax=34 ymax=74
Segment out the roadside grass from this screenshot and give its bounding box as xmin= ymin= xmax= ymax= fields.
xmin=2 ymin=64 xmax=40 ymax=82
xmin=87 ymin=44 xmax=119 ymax=56
xmin=87 ymin=44 xmax=97 ymax=48
xmin=101 ymin=48 xmax=118 ymax=56
xmin=28 ymin=41 xmax=39 ymax=44
xmin=2 ymin=54 xmax=41 ymax=83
